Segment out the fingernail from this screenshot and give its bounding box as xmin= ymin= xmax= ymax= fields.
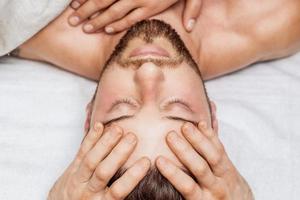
xmin=167 ymin=131 xmax=178 ymax=142
xmin=83 ymin=24 xmax=94 ymax=32
xmin=105 ymin=26 xmax=114 ymax=34
xmin=157 ymin=156 xmax=167 ymax=166
xmin=69 ymin=16 xmax=80 ymax=25
xmin=125 ymin=133 xmax=136 ymax=144
xmin=94 ymin=122 xmax=103 ymax=131
xmin=71 ymin=1 xmax=81 ymax=9
xmin=187 ymin=19 xmax=196 ymax=31
xmin=183 ymin=122 xmax=194 ymax=133
xmin=111 ymin=126 xmax=122 ymax=136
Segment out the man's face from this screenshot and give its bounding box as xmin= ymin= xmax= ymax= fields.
xmin=90 ymin=20 xmax=212 ymax=169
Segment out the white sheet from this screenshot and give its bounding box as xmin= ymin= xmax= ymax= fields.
xmin=0 ymin=53 xmax=299 ymax=199
xmin=0 ymin=0 xmax=70 ymax=56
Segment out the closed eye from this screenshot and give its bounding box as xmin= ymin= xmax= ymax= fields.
xmin=103 ymin=115 xmax=198 ymax=127
xmin=165 ymin=116 xmax=198 ymax=126
xmin=103 ymin=115 xmax=134 ymax=126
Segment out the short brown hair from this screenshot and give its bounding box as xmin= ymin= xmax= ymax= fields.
xmin=108 ymin=166 xmax=190 ymax=200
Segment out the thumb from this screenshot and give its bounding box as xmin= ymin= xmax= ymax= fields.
xmin=183 ymin=0 xmax=202 ymax=32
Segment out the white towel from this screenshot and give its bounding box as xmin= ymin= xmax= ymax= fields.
xmin=0 ymin=53 xmax=300 ymax=199
xmin=0 ymin=0 xmax=70 ymax=56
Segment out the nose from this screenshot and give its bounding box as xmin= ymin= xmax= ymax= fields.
xmin=135 ymin=62 xmax=164 ymax=102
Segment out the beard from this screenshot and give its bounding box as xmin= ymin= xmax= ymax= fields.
xmin=100 ymin=19 xmax=201 ymax=78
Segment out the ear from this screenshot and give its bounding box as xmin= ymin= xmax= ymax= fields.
xmin=84 ymin=101 xmax=93 ymax=135
xmin=210 ymin=101 xmax=219 ymax=133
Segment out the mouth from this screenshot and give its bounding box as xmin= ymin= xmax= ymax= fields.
xmin=129 ymin=45 xmax=170 ymax=58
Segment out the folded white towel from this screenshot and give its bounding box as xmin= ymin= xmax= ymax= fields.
xmin=0 ymin=0 xmax=70 ymax=56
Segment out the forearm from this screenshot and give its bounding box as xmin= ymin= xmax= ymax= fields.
xmin=18 ymin=8 xmax=106 ymax=81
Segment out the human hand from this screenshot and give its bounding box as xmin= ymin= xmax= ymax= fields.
xmin=68 ymin=0 xmax=202 ymax=33
xmin=156 ymin=121 xmax=254 ymax=200
xmin=48 ymin=123 xmax=150 ymax=200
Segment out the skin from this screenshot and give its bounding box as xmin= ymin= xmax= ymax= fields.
xmin=48 ymin=123 xmax=152 ymax=200
xmin=17 ymin=0 xmax=299 ymax=199
xmin=68 ymin=0 xmax=201 ymax=33
xmin=88 ymin=36 xmax=212 ymax=169
xmin=18 ymin=0 xmax=300 ymax=80
xmin=48 ymin=35 xmax=254 ymax=199
xmin=88 ymin=35 xmax=253 ymax=199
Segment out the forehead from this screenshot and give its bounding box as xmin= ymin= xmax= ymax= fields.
xmin=106 ymin=115 xmax=187 ymax=168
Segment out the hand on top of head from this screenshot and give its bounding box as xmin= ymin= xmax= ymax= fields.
xmin=48 ymin=119 xmax=253 ymax=200
xmin=68 ymin=0 xmax=202 ymax=34
xmin=157 ymin=121 xmax=253 ymax=200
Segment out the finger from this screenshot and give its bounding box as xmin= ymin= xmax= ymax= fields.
xmin=72 ymin=122 xmax=103 ymax=170
xmin=212 ymin=118 xmax=219 ymax=134
xmin=197 ymin=121 xmax=232 ymax=176
xmin=156 ymin=156 xmax=202 ymax=200
xmin=105 ymin=0 xmax=178 ymax=34
xmin=69 ymin=0 xmax=117 ymax=26
xmin=182 ymin=122 xmax=223 ymax=174
xmin=87 ymin=132 xmax=137 ymax=192
xmin=166 ymin=131 xmax=217 ymax=188
xmin=89 ymin=11 xmax=101 ymax=20
xmin=70 ymin=0 xmax=87 ymax=9
xmin=104 ymin=8 xmax=150 ymax=34
xmin=77 ymin=122 xmax=104 ymax=161
xmin=209 ymin=101 xmax=219 ymax=133
xmin=105 ymin=157 xmax=150 ymax=200
xmin=75 ymin=125 xmax=123 ymax=182
xmin=183 ymin=0 xmax=202 ymax=32
xmin=83 ymin=0 xmax=138 ymax=33
xmin=84 ymin=102 xmax=93 ymax=135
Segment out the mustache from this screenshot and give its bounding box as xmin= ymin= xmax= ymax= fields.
xmin=116 ymin=56 xmax=184 ymax=69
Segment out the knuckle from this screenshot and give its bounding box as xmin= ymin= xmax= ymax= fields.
xmin=109 ymin=187 xmax=125 ymax=200
xmin=87 ymin=182 xmax=99 ymax=193
xmin=205 ymin=130 xmax=215 ymax=139
xmin=101 ymin=135 xmax=117 ymax=148
xmin=193 ymin=162 xmax=208 ymax=177
xmin=84 ymin=155 xmax=96 ymax=171
xmin=216 ymin=143 xmax=225 ymax=155
xmin=108 ymin=7 xmax=121 ymax=17
xmin=76 ymin=148 xmax=85 ymax=160
xmin=92 ymin=0 xmax=104 ymax=8
xmin=181 ymin=181 xmax=197 ymax=196
xmin=111 ymin=146 xmax=125 ymax=157
xmin=180 ymin=144 xmax=191 ymax=155
xmin=213 ymin=182 xmax=227 ymax=198
xmin=210 ymin=154 xmax=223 ymax=167
xmin=126 ymin=169 xmax=137 ymax=180
xmin=124 ymin=17 xmax=135 ymax=27
xmin=94 ymin=167 xmax=110 ymax=181
xmin=166 ymin=165 xmax=178 ymax=178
